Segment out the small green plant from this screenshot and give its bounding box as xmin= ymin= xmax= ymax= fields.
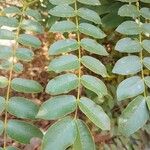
xmin=36 ymin=0 xmax=111 ymax=149
xmin=0 ymin=1 xmax=44 ymax=149
xmin=113 ymin=0 xmax=150 ymax=136
xmin=0 ymin=0 xmax=150 ymax=149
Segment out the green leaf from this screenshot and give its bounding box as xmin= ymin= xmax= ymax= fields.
xmin=11 ymin=78 xmax=43 ymax=93
xmin=0 ymin=96 xmax=5 ymax=113
xmin=49 ymin=5 xmax=75 ymax=17
xmin=48 ymin=54 xmax=79 ymax=73
xmin=140 ymin=0 xmax=150 ymax=3
xmin=0 ymin=120 xmax=4 ymax=135
xmin=0 ymin=60 xmax=12 ymax=71
xmin=46 ymin=73 xmax=78 ymax=95
xmin=42 ymin=117 xmax=77 ymax=150
xmin=118 ymin=4 xmax=139 ymax=18
xmin=112 ymin=55 xmax=142 ymax=75
xmin=25 ymin=8 xmax=42 ymax=21
xmin=77 ymin=0 xmax=101 ymax=5
xmin=8 ymin=97 xmax=39 ymax=119
xmin=117 ymin=76 xmax=144 ymax=101
xmin=142 ymin=40 xmax=150 ymax=53
xmin=80 ymin=38 xmax=108 ymax=56
xmin=21 ymin=19 xmax=44 ymax=33
xmin=115 ymin=38 xmax=143 ymax=53
xmin=81 ymin=75 xmax=108 ymax=97
xmin=142 ymin=23 xmax=150 ymax=34
xmin=18 ymin=34 xmax=42 ymax=48
xmin=81 ymin=56 xmax=108 ymax=77
xmin=0 ymin=16 xmax=18 ymax=27
xmin=79 ymin=23 xmax=106 ymax=39
xmin=3 ymin=6 xmax=21 ymax=14
xmin=49 ymin=39 xmax=79 ymax=55
xmin=0 ymin=46 xmax=13 ymax=59
xmin=77 ymin=8 xmax=101 ymax=24
xmin=140 ymin=8 xmax=150 ymax=19
xmin=13 ymin=63 xmax=24 ymax=73
xmin=16 ymin=48 xmax=34 ymax=62
xmin=143 ymin=57 xmax=150 ymax=70
xmin=116 ymin=21 xmax=141 ymax=35
xmin=6 ymin=146 xmax=20 ymax=150
xmin=0 ymin=29 xmax=15 ymax=40
xmin=49 ymin=0 xmax=75 ymax=5
xmin=74 ymin=119 xmax=95 ymax=150
xmin=118 ymin=0 xmax=138 ymax=2
xmin=37 ymin=95 xmax=76 ymax=120
xmin=7 ymin=120 xmax=43 ymax=144
xmin=78 ymin=97 xmax=110 ymax=130
xmin=118 ymin=95 xmax=149 ymax=136
xmin=50 ymin=21 xmax=77 ymax=33
xmin=0 ymin=76 xmax=8 ymax=88
xmin=146 ymin=96 xmax=150 ymax=111
xmin=144 ymin=76 xmax=150 ymax=88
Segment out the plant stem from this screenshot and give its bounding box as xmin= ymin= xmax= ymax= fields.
xmin=136 ymin=1 xmax=147 ymax=98
xmin=74 ymin=0 xmax=81 ymax=119
xmin=3 ymin=6 xmax=26 ymax=149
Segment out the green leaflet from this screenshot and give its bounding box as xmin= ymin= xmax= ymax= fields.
xmin=0 ymin=120 xmax=4 ymax=135
xmin=73 ymin=119 xmax=95 ymax=150
xmin=42 ymin=117 xmax=77 ymax=150
xmin=78 ymin=97 xmax=110 ymax=130
xmin=117 ymin=76 xmax=145 ymax=101
xmin=49 ymin=39 xmax=79 ymax=55
xmin=50 ymin=21 xmax=77 ymax=33
xmin=3 ymin=6 xmax=21 ymax=14
xmin=0 ymin=76 xmax=8 ymax=88
xmin=13 ymin=63 xmax=24 ymax=73
xmin=0 ymin=46 xmax=13 ymax=59
xmin=146 ymin=96 xmax=150 ymax=111
xmin=143 ymin=57 xmax=150 ymax=70
xmin=16 ymin=48 xmax=34 ymax=62
xmin=140 ymin=8 xmax=150 ymax=19
xmin=81 ymin=75 xmax=108 ymax=97
xmin=0 ymin=60 xmax=12 ymax=71
xmin=118 ymin=95 xmax=149 ymax=136
xmin=0 ymin=16 xmax=18 ymax=27
xmin=80 ymin=38 xmax=108 ymax=56
xmin=144 ymin=76 xmax=150 ymax=88
xmin=81 ymin=56 xmax=108 ymax=77
xmin=112 ymin=55 xmax=142 ymax=75
xmin=142 ymin=23 xmax=150 ymax=34
xmin=21 ymin=19 xmax=44 ymax=33
xmin=7 ymin=120 xmax=43 ymax=144
xmin=115 ymin=37 xmax=143 ymax=53
xmin=18 ymin=34 xmax=42 ymax=48
xmin=116 ymin=21 xmax=141 ymax=35
xmin=25 ymin=8 xmax=42 ymax=21
xmin=77 ymin=7 xmax=101 ymax=24
xmin=79 ymin=23 xmax=106 ymax=39
xmin=49 ymin=0 xmax=75 ymax=5
xmin=77 ymin=0 xmax=101 ymax=5
xmin=118 ymin=4 xmax=139 ymax=18
xmin=0 ymin=96 xmax=5 ymax=113
xmin=49 ymin=5 xmax=75 ymax=17
xmin=11 ymin=78 xmax=43 ymax=93
xmin=140 ymin=0 xmax=150 ymax=3
xmin=0 ymin=29 xmax=15 ymax=40
xmin=48 ymin=54 xmax=79 ymax=73
xmin=8 ymin=97 xmax=39 ymax=119
xmin=142 ymin=40 xmax=150 ymax=53
xmin=46 ymin=73 xmax=78 ymax=95
xmin=117 ymin=0 xmax=138 ymax=2
xmin=37 ymin=95 xmax=77 ymax=120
